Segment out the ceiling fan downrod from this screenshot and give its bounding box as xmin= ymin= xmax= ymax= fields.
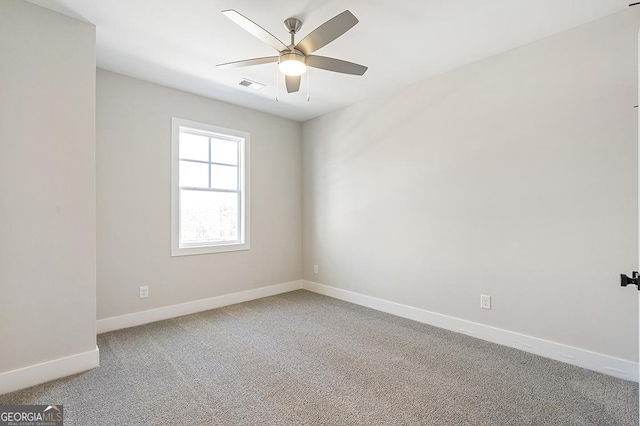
xmin=283 ymin=18 xmax=302 ymax=48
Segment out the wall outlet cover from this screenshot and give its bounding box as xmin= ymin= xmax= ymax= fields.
xmin=140 ymin=286 xmax=149 ymax=299
xmin=480 ymin=295 xmax=491 ymax=310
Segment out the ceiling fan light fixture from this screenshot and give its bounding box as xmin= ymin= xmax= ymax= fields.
xmin=279 ymin=52 xmax=307 ymax=76
xmin=218 ymin=10 xmax=367 ymax=95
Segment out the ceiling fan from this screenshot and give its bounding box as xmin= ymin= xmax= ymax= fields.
xmin=217 ymin=9 xmax=368 ymax=94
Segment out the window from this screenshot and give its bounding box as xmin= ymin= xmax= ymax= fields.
xmin=171 ymin=117 xmax=250 ymax=256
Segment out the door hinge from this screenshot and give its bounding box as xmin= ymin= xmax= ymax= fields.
xmin=620 ymin=272 xmax=640 ymax=290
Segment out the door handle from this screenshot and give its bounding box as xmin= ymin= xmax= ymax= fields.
xmin=620 ymin=272 xmax=640 ymax=290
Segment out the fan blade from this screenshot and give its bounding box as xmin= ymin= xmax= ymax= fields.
xmin=217 ymin=56 xmax=279 ymax=69
xmin=295 ymin=10 xmax=358 ymax=56
xmin=222 ymin=10 xmax=288 ymax=52
xmin=285 ymin=75 xmax=301 ymax=93
xmin=307 ymin=56 xmax=368 ymax=76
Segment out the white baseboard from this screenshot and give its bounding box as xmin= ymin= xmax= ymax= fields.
xmin=0 ymin=346 xmax=99 ymax=396
xmin=97 ymin=280 xmax=303 ymax=334
xmin=302 ymin=280 xmax=639 ymax=382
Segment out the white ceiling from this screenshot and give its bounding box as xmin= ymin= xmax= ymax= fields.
xmin=28 ymin=0 xmax=629 ymax=122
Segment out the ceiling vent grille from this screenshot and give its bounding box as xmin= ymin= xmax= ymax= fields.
xmin=238 ymin=78 xmax=266 ymax=90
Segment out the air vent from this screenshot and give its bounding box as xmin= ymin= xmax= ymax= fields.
xmin=238 ymin=78 xmax=265 ymax=90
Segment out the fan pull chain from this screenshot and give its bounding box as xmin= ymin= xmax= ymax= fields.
xmin=275 ymin=65 xmax=280 ymax=102
xmin=306 ymin=68 xmax=311 ymax=102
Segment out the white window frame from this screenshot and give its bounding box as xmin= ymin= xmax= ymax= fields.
xmin=171 ymin=117 xmax=250 ymax=256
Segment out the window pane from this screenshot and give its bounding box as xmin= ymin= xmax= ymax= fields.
xmin=211 ymin=138 xmax=238 ymax=165
xmin=179 ymin=161 xmax=209 ymax=188
xmin=180 ymin=190 xmax=238 ymax=243
xmin=180 ymin=132 xmax=209 ymax=161
xmin=211 ymin=165 xmax=238 ymax=190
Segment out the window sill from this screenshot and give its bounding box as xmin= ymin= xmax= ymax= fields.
xmin=171 ymin=242 xmax=250 ymax=257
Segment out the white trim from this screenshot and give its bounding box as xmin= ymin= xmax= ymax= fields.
xmin=0 ymin=346 xmax=99 ymax=396
xmin=97 ymin=280 xmax=303 ymax=334
xmin=302 ymin=280 xmax=639 ymax=382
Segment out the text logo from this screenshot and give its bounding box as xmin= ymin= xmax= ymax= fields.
xmin=0 ymin=405 xmax=63 ymax=426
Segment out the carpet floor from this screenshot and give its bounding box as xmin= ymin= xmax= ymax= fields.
xmin=1 ymin=290 xmax=637 ymax=425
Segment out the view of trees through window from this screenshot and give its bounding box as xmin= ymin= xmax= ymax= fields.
xmin=178 ymin=129 xmax=241 ymax=245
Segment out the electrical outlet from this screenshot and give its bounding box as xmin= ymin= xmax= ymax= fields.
xmin=480 ymin=295 xmax=491 ymax=310
xmin=313 ymin=265 xmax=319 ymax=274
xmin=140 ymin=286 xmax=149 ymax=299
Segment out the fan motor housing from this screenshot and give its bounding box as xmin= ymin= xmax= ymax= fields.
xmin=279 ymin=49 xmax=305 ymax=62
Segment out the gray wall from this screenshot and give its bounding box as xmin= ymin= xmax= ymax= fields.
xmin=97 ymin=70 xmax=302 ymax=320
xmin=302 ymin=9 xmax=640 ymax=361
xmin=0 ymin=0 xmax=97 ymax=373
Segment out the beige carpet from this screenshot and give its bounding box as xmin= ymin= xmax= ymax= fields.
xmin=1 ymin=290 xmax=637 ymax=425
